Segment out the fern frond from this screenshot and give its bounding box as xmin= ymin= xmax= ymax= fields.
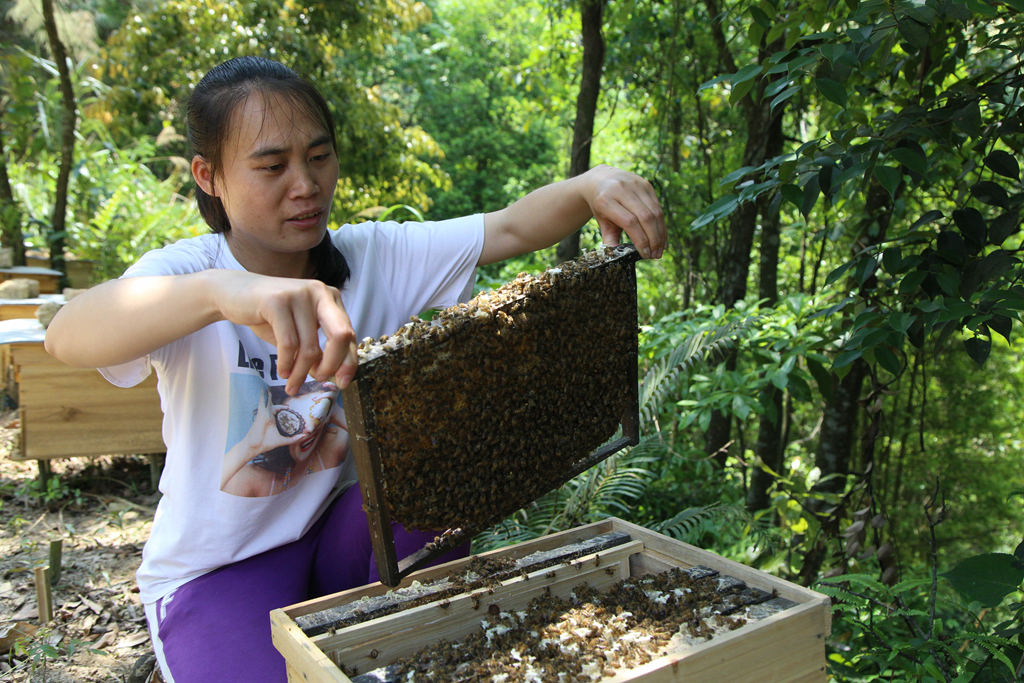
xmin=638 ymin=317 xmax=757 ymax=429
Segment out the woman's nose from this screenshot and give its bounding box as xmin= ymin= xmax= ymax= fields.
xmin=289 ymin=166 xmax=320 ymax=198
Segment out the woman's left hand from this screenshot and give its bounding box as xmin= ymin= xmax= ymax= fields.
xmin=579 ymin=165 xmax=666 ymax=260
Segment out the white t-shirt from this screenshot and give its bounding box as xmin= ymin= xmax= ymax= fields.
xmin=100 ymin=216 xmax=484 ymax=605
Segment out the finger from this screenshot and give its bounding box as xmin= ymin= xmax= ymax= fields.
xmin=623 ymin=184 xmax=666 ymax=259
xmin=314 ymin=289 xmax=356 ymax=385
xmin=286 ymin=301 xmax=325 ymax=396
xmin=636 ymin=182 xmax=667 ymax=257
xmin=333 ymin=339 xmax=359 ymax=390
xmin=597 ymin=218 xmax=622 ymax=248
xmin=264 ymin=303 xmax=300 ymax=385
xmin=597 ymin=196 xmax=656 ymax=259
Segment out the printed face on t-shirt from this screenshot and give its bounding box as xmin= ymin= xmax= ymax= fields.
xmin=221 ymin=370 xmax=349 ymax=498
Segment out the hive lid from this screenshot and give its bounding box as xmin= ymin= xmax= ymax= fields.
xmin=342 ymin=245 xmax=642 ymax=586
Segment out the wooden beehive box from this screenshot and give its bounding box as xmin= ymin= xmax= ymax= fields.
xmin=8 ymin=341 xmax=165 ymax=460
xmin=272 ymin=518 xmax=830 ymax=683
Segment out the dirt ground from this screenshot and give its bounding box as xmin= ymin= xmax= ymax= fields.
xmin=0 ymin=412 xmax=159 ymax=682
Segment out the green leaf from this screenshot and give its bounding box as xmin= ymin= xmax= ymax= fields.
xmin=764 ymin=76 xmax=795 ymax=99
xmin=903 ymin=5 xmax=937 ymax=22
xmin=941 ymin=553 xmax=1024 ymax=607
xmin=833 ymin=159 xmax=871 ymax=187
xmin=781 ymin=183 xmax=803 ymax=208
xmin=720 ymin=165 xmax=758 ymax=186
xmin=972 ymin=180 xmax=1010 ymax=208
xmin=990 ymin=211 xmax=1020 ymax=245
xmin=875 ymin=165 xmax=902 ymax=197
xmin=937 ymin=231 xmax=968 ymax=266
xmin=890 ymin=147 xmax=928 ymax=174
xmin=818 ymin=164 xmax=834 ymax=198
xmin=699 ymin=74 xmax=732 ymax=92
xmin=691 ymin=194 xmax=740 ymax=229
xmin=833 ymin=349 xmax=863 ymax=368
xmin=898 ymin=270 xmax=928 ymax=295
xmin=984 ymin=150 xmax=1020 ymax=180
xmin=786 ymin=54 xmax=818 ymax=73
xmin=819 ymin=44 xmax=847 ymax=65
xmin=897 ymin=17 xmax=930 ymax=48
xmin=963 ymin=0 xmax=999 ymax=16
xmin=801 ymin=175 xmax=820 ymax=217
xmin=953 ymin=207 xmax=988 ymax=248
xmin=770 ymin=84 xmax=802 ymax=113
xmin=952 ymin=100 xmax=983 ymax=136
xmin=1005 ymin=0 xmax=1024 ymax=10
xmin=825 ymin=259 xmax=856 ymax=286
xmin=964 ymin=335 xmax=992 ymax=368
xmin=875 ymin=346 xmax=901 ymax=375
xmin=882 ymin=247 xmax=902 ymax=275
xmin=910 ymin=209 xmax=944 ymax=230
xmin=815 ymin=77 xmax=848 ymax=108
xmin=749 ymin=5 xmax=772 ymax=28
xmin=989 ymin=314 xmax=1012 ymax=343
xmin=846 ymin=26 xmax=873 ymax=42
xmin=731 ymin=64 xmax=764 ymax=85
xmin=730 ymin=78 xmax=757 ymax=105
xmin=806 ymin=358 xmax=833 ymax=400
xmin=779 ymin=160 xmax=797 ymax=183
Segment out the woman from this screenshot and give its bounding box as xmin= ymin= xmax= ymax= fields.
xmin=44 ymin=56 xmax=665 ymax=682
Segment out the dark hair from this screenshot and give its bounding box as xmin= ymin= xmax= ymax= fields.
xmin=186 ymin=56 xmax=349 ymax=287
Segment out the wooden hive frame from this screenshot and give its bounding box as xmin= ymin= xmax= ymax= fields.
xmin=341 ymin=246 xmax=642 ymax=586
xmin=271 ymin=517 xmax=831 ymax=683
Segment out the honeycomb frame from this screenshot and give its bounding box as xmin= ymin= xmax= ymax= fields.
xmin=341 ymin=245 xmax=641 ymax=586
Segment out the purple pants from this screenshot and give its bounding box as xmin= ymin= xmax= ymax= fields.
xmin=147 ymin=485 xmax=469 ymax=682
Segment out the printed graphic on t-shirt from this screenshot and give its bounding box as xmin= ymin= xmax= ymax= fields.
xmin=221 ymin=369 xmax=349 ymax=498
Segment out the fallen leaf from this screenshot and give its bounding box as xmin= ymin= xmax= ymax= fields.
xmin=113 ymin=631 xmax=149 ymax=650
xmin=10 ymin=604 xmax=38 ymax=621
xmin=93 ymin=631 xmax=116 ymax=649
xmin=0 ymin=622 xmax=38 ymax=654
xmin=78 ymin=593 xmax=104 ymax=615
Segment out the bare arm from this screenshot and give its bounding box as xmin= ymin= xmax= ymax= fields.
xmin=480 ymin=165 xmax=666 ymax=266
xmin=44 ymin=269 xmax=358 ymax=395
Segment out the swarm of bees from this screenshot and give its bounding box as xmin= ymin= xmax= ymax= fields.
xmin=353 ymin=245 xmax=640 ymax=531
xmin=347 ymin=567 xmax=759 ymax=683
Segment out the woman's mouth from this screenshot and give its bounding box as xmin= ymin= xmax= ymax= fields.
xmin=287 ymin=209 xmax=324 ymax=228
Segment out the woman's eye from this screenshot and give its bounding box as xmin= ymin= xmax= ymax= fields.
xmin=261 ymin=163 xmax=284 ymax=172
xmin=311 ymin=153 xmax=330 ymax=162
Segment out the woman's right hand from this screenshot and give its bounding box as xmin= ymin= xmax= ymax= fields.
xmin=213 ymin=271 xmax=358 ymax=395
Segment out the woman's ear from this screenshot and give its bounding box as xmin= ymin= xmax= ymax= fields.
xmin=191 ymin=155 xmax=218 ymax=197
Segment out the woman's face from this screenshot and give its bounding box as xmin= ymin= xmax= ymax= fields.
xmin=195 ymin=91 xmax=339 ymax=276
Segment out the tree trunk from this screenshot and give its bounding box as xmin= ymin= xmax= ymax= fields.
xmin=0 ymin=108 xmax=26 ymax=266
xmin=556 ymin=0 xmax=606 ymax=264
xmin=814 ymin=358 xmax=868 ymax=495
xmin=747 ymin=190 xmax=785 ymax=512
xmin=42 ymin=0 xmax=75 ymax=286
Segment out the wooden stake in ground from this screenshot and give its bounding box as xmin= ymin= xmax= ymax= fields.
xmin=48 ymin=539 xmax=62 ymax=585
xmin=34 ymin=565 xmax=53 ymax=623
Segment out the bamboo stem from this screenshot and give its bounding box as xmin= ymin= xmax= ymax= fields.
xmin=34 ymin=565 xmax=53 ymax=623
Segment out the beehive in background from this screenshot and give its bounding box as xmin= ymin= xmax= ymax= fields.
xmin=348 ymin=245 xmax=640 ymax=534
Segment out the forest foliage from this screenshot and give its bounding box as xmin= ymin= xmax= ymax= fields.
xmin=2 ymin=0 xmax=1024 ymax=679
